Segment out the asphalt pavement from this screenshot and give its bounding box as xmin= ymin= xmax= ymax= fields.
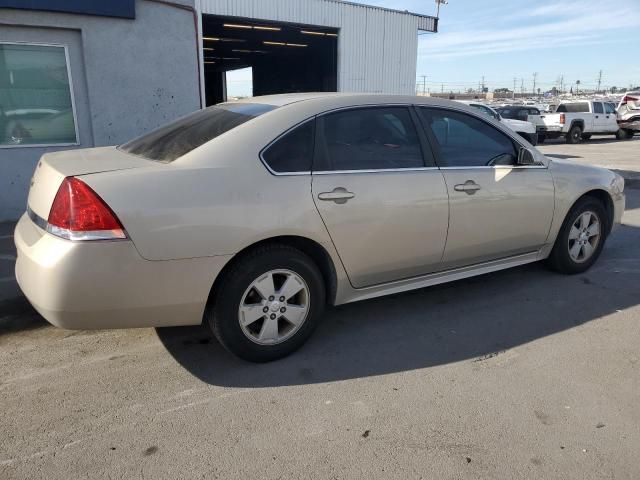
xmin=1 ymin=137 xmax=639 ymax=479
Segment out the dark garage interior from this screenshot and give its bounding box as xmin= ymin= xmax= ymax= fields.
xmin=202 ymin=15 xmax=338 ymax=105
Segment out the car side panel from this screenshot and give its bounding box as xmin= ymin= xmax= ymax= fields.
xmin=82 ymin=165 xmax=334 ymax=262
xmin=538 ymin=160 xmax=624 ymax=259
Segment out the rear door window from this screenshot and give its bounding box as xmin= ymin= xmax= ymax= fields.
xmin=593 ymin=102 xmax=604 ymax=114
xmin=315 ymin=107 xmax=425 ymax=171
xmin=120 ymin=103 xmax=276 ymax=162
xmin=262 ymin=120 xmax=315 ymax=173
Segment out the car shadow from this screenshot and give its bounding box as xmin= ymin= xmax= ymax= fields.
xmin=157 ymin=221 xmax=640 ymax=388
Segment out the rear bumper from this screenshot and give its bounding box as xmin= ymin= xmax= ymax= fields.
xmin=537 ymin=126 xmax=563 ymax=134
xmin=14 ymin=213 xmax=231 ymax=329
xmin=619 ymin=120 xmax=640 ymax=131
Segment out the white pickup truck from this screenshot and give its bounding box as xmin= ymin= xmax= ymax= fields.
xmin=535 ymin=100 xmax=623 ymax=144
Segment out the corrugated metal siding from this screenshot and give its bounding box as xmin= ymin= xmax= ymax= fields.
xmin=199 ymin=0 xmax=435 ymax=94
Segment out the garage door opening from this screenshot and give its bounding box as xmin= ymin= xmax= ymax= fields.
xmin=202 ymin=15 xmax=338 ymax=105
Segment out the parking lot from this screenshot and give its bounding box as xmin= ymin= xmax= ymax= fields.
xmin=1 ymin=137 xmax=639 ymax=479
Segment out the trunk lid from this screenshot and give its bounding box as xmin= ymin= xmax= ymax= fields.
xmin=27 ymin=146 xmax=153 ymax=220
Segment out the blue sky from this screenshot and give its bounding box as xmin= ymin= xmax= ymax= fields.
xmin=226 ymin=0 xmax=640 ymax=96
xmin=369 ymin=0 xmax=640 ymax=93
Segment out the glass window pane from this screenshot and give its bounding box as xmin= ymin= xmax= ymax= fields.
xmin=0 ymin=44 xmax=77 ymax=146
xmin=317 ymin=107 xmax=424 ymax=171
xmin=419 ymin=108 xmax=517 ymax=167
xmin=593 ymin=102 xmax=604 ymax=114
xmin=120 ymin=103 xmax=276 ymax=162
xmin=262 ymin=120 xmax=314 ymax=173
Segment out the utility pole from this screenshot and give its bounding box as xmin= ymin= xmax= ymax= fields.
xmin=559 ymin=75 xmax=564 ymax=95
xmin=513 ymin=77 xmax=516 ymax=99
xmin=420 ymin=75 xmax=427 ymax=95
xmin=532 ymin=72 xmax=538 ymax=97
xmin=596 ymin=70 xmax=603 ymax=94
xmin=520 ymin=78 xmax=524 ymax=95
xmin=576 ymin=79 xmax=581 ymax=95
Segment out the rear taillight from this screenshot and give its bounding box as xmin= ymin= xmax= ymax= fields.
xmin=560 ymin=113 xmax=566 ymax=125
xmin=47 ymin=177 xmax=127 ymax=241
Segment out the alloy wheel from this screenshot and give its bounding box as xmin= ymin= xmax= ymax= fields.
xmin=567 ymin=211 xmax=601 ymax=263
xmin=238 ymin=269 xmax=310 ymax=345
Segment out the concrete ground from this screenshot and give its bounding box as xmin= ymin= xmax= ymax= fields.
xmin=1 ymin=137 xmax=639 ymax=479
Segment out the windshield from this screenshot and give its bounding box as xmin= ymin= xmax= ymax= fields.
xmin=119 ymin=103 xmax=276 ymax=162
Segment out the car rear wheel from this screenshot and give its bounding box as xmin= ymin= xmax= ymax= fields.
xmin=547 ymin=197 xmax=607 ymax=274
xmin=566 ymin=125 xmax=582 ymax=144
xmin=581 ymin=133 xmax=592 ymax=141
xmin=208 ymin=244 xmax=325 ymax=362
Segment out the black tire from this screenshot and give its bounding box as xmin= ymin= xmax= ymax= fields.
xmin=546 ymin=197 xmax=608 ymax=274
xmin=537 ymin=134 xmax=546 ymax=144
xmin=208 ymin=244 xmax=326 ymax=362
xmin=581 ymin=133 xmax=592 ymax=141
xmin=566 ymin=125 xmax=582 ymax=144
xmin=616 ymin=129 xmax=633 ymax=140
xmin=626 ymin=129 xmax=635 ymax=138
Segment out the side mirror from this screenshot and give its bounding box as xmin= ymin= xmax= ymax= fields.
xmin=517 ymin=147 xmax=536 ymax=166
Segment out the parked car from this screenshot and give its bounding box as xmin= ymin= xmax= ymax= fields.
xmin=457 ymin=101 xmax=538 ymax=145
xmin=15 ymin=94 xmax=625 ymax=362
xmin=616 ymin=91 xmax=640 ymax=138
xmin=496 ymin=106 xmax=547 ymax=143
xmin=537 ymin=100 xmax=624 ymax=143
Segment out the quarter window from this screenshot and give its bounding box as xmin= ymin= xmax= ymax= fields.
xmin=0 ymin=43 xmax=77 ymax=146
xmin=262 ymin=120 xmax=314 ymax=173
xmin=418 ymin=108 xmax=518 ymax=167
xmin=315 ymin=107 xmax=424 ymax=171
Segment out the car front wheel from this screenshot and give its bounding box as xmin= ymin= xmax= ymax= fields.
xmin=208 ymin=244 xmax=326 ymax=362
xmin=547 ymin=197 xmax=608 ymax=274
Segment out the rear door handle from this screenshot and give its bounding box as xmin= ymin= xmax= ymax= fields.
xmin=454 ymin=180 xmax=481 ymax=195
xmin=318 ymin=187 xmax=355 ymax=204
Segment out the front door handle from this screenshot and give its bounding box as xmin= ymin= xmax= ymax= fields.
xmin=454 ymin=180 xmax=481 ymax=195
xmin=318 ymin=187 xmax=355 ymax=204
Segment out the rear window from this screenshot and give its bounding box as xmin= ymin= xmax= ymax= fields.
xmin=556 ymin=102 xmax=590 ymax=113
xmin=119 ymin=103 xmax=276 ymax=162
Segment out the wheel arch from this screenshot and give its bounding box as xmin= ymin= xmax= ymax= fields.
xmin=206 ymin=236 xmax=339 ymax=313
xmin=569 ymin=119 xmax=585 ymax=131
xmin=568 ymin=189 xmax=614 ymax=235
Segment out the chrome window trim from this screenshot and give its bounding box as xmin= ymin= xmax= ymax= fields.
xmin=439 ymin=165 xmax=547 ymax=170
xmin=313 ymin=167 xmax=439 ymax=175
xmin=0 ymin=41 xmax=80 ymax=149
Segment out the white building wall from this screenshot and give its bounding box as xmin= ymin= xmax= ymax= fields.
xmin=198 ymin=0 xmax=436 ymax=95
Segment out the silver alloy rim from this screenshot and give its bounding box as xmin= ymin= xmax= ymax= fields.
xmin=568 ymin=210 xmax=601 ymax=263
xmin=238 ymin=269 xmax=310 ymax=345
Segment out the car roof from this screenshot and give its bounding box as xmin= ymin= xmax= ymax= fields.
xmin=229 ymin=92 xmax=487 ymax=111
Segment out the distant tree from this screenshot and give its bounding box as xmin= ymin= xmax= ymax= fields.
xmin=611 ymin=86 xmax=618 ymax=94
xmin=494 ymin=87 xmax=510 ymax=93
